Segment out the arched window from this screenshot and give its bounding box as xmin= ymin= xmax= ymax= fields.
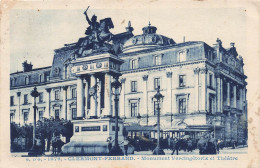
xmin=39 ymin=74 xmax=44 ymax=83
xmin=178 ymin=50 xmax=187 ymax=62
xmin=130 ymin=58 xmax=139 ymax=69
xmin=25 ymin=76 xmax=29 ymax=85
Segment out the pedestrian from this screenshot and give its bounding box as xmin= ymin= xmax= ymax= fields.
xmin=207 ymin=133 xmax=217 ymax=155
xmin=197 ymin=133 xmax=208 ymax=155
xmin=217 ymin=139 xmax=221 ymax=154
xmin=122 ymin=137 xmax=129 ymax=156
xmin=51 ymin=135 xmax=57 ymax=155
xmin=35 ymin=137 xmax=42 ymax=155
xmin=107 ymin=137 xmax=113 ymax=153
xmin=171 ymin=138 xmax=180 ymax=155
xmin=56 ymin=136 xmax=64 ymax=155
xmin=187 ymin=138 xmax=193 ymax=152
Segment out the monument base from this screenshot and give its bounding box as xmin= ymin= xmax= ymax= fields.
xmin=61 ymin=118 xmax=134 ymax=156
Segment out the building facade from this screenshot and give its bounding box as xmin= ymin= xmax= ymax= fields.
xmin=10 ymin=16 xmax=247 ymax=144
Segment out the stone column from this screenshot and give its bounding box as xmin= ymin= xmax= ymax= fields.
xmin=166 ymin=72 xmax=172 ymax=115
xmin=89 ymin=75 xmax=97 ymax=118
xmin=45 ymin=88 xmax=52 ymax=118
xmin=62 ymin=86 xmax=68 ymax=120
xmin=227 ymin=82 xmax=230 ymax=106
xmin=220 ymin=78 xmax=223 ymax=113
xmin=233 ymin=85 xmax=237 ymax=108
xmin=84 ymin=77 xmax=89 ymax=118
xmin=120 ymin=78 xmax=126 ymax=118
xmin=97 ymin=77 xmax=102 ymax=117
xmin=194 ymin=68 xmax=200 ymax=112
xmin=103 ymin=73 xmax=112 ymax=117
xmin=76 ymin=76 xmax=84 ymax=118
xmin=16 ymin=92 xmax=21 ymax=125
xmin=200 ymin=68 xmax=207 ymax=112
xmin=142 ymin=75 xmax=148 ymax=117
xmin=216 ymin=77 xmax=221 ymax=112
xmin=240 ymin=88 xmax=243 ymax=110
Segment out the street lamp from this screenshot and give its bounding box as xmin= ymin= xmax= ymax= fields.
xmin=28 ymin=86 xmax=40 ymax=156
xmin=213 ymin=117 xmax=217 ymax=139
xmin=152 ymin=86 xmax=165 ymax=155
xmin=109 ymin=76 xmax=124 ymax=156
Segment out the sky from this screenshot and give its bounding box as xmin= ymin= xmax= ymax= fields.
xmin=10 ymin=8 xmax=247 ymax=73
xmin=10 ymin=7 xmax=257 ymax=101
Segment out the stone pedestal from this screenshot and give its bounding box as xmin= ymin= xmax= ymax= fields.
xmin=62 ymin=118 xmax=127 ymax=155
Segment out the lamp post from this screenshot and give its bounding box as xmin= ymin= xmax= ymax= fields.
xmin=153 ymin=86 xmax=165 ymax=155
xmin=109 ymin=76 xmax=124 ymax=156
xmin=28 ymin=86 xmax=40 ymax=156
xmin=213 ymin=117 xmax=217 ymax=139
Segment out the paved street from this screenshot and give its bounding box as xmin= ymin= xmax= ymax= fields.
xmin=133 ymin=146 xmax=248 ymax=155
xmin=10 ymin=146 xmax=247 ymax=157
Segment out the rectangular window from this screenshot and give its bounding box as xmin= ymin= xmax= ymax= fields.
xmin=178 ymin=98 xmax=186 ymax=113
xmin=39 ymin=111 xmax=44 ymax=121
xmin=10 ymin=96 xmax=14 ymax=106
xmin=179 ymin=51 xmax=186 ymax=62
xmin=154 ymin=100 xmax=160 ymax=115
xmin=154 ymin=56 xmax=161 ymax=65
xmin=24 ymin=94 xmax=28 ymax=104
xmin=209 ymin=96 xmax=213 ymax=113
xmin=55 ymin=90 xmax=60 ymax=100
xmin=24 ymin=112 xmax=28 ymax=123
xmin=72 ymin=108 xmax=77 ymax=119
xmin=131 ymin=102 xmax=138 ymax=117
xmin=209 ymin=74 xmax=213 ymax=88
xmin=179 ymin=75 xmax=186 ymax=87
xmin=25 ymin=76 xmax=30 ymax=85
xmin=39 ymin=92 xmax=43 ymax=103
xmin=55 ymin=109 xmax=59 ymax=120
xmin=10 ymin=113 xmax=15 ymax=123
xmin=154 ymin=78 xmax=160 ymax=90
xmin=131 ymin=81 xmax=137 ymax=92
xmin=131 ymin=59 xmax=137 ymax=69
xmin=72 ymin=88 xmax=77 ymax=98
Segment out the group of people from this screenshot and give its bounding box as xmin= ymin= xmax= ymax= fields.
xmin=197 ymin=132 xmax=218 ymax=155
xmin=51 ymin=135 xmax=65 ymax=156
xmin=168 ymin=137 xmax=195 ymax=155
xmin=107 ymin=137 xmax=130 ymax=156
xmin=167 ymin=132 xmax=220 ymax=155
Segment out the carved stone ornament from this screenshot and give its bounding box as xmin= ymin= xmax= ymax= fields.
xmin=54 ymin=67 xmax=60 ymax=75
xmin=193 ymin=67 xmax=200 ymax=74
xmin=89 ymin=87 xmax=96 ymax=96
xmin=82 ymin=64 xmax=88 ymax=70
xmin=96 ymin=62 xmax=102 ymax=68
xmin=166 ymin=72 xmax=172 ymax=78
xmin=200 ymin=68 xmax=208 ymax=74
xmin=142 ymin=75 xmax=148 ymax=81
xmin=121 ymin=78 xmax=126 ymax=83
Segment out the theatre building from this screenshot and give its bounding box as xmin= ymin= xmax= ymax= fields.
xmin=10 ymin=14 xmax=247 ymax=145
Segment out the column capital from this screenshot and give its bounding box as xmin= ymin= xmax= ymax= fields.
xmin=45 ymin=88 xmax=52 ymax=93
xmin=193 ymin=67 xmax=200 ymax=74
xmin=215 ymin=72 xmax=221 ymax=78
xmin=200 ymin=68 xmax=208 ymax=74
xmin=121 ymin=78 xmax=126 ymax=83
xmin=17 ymin=92 xmax=21 ymax=97
xmin=166 ymin=72 xmax=172 ymax=78
xmin=142 ymin=75 xmax=148 ymax=81
xmin=62 ymin=86 xmax=68 ymax=90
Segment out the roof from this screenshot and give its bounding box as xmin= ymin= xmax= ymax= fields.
xmin=10 ymin=66 xmax=52 ymax=75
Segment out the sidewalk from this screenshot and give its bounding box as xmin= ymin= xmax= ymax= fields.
xmin=11 ymin=146 xmax=248 ymax=157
